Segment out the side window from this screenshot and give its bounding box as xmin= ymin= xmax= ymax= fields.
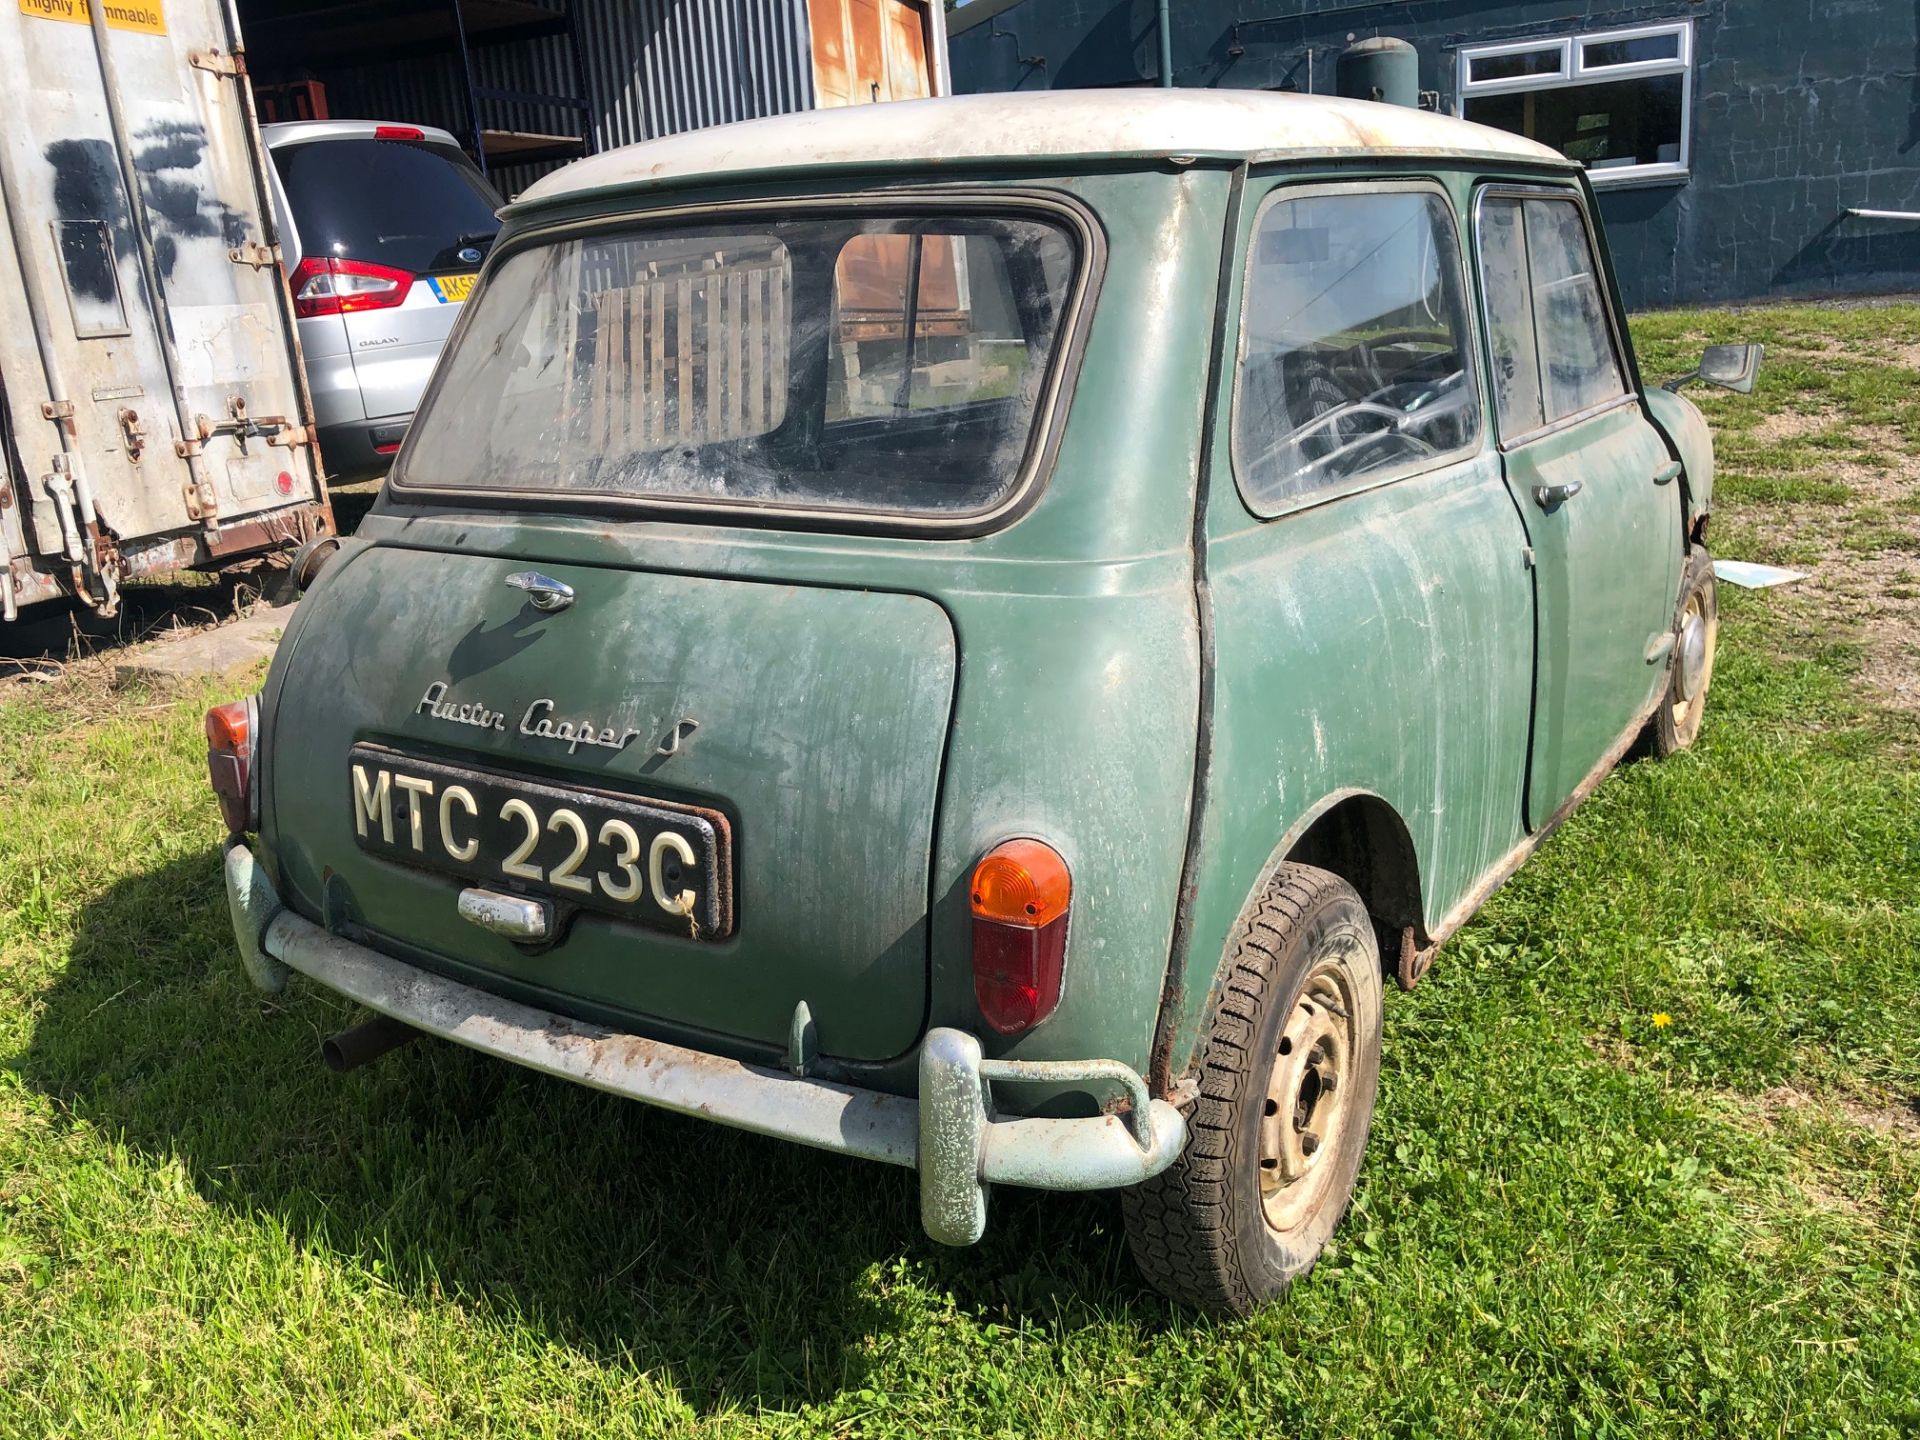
xmin=1233 ymin=188 xmax=1481 ymax=514
xmin=1477 ymin=193 xmax=1627 ymax=443
xmin=1525 ymin=199 xmax=1626 ymax=418
xmin=1478 ymin=199 xmax=1545 ymax=437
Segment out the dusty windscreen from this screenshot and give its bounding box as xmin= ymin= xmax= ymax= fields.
xmin=393 ymin=211 xmax=1078 ymax=519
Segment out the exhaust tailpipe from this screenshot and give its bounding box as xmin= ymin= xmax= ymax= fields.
xmin=322 ymin=1014 xmax=420 ymax=1073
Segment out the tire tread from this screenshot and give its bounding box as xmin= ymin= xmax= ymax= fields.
xmin=1122 ymin=864 xmax=1367 ymax=1314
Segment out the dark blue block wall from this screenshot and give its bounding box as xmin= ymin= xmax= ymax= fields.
xmin=948 ymin=0 xmax=1920 ymax=310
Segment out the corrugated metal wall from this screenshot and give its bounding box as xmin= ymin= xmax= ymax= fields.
xmin=597 ymin=0 xmax=815 ymax=139
xmin=302 ymin=0 xmax=816 ymax=196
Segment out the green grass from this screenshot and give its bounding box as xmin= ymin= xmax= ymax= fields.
xmin=3 ymin=307 xmax=1918 ymax=1436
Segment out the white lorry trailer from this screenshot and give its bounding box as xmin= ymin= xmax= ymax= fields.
xmin=0 ymin=0 xmax=330 ymax=622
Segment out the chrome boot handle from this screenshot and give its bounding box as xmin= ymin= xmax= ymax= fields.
xmin=505 ymin=571 xmax=574 ymax=612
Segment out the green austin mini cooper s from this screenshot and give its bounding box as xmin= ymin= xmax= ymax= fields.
xmin=210 ymin=90 xmax=1757 ymax=1314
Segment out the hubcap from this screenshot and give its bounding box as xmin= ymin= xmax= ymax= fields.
xmin=1259 ymin=965 xmax=1356 ymax=1234
xmin=1677 ymin=609 xmax=1707 ymax=701
xmin=1670 ymin=586 xmax=1716 ymax=738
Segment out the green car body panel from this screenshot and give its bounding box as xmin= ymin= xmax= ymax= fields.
xmin=261 ymin=165 xmax=1223 ymax=1091
xmin=1644 ymin=383 xmax=1717 ymax=526
xmin=234 ymin=94 xmax=1723 ymax=1202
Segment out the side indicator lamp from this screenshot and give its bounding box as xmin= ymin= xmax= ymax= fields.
xmin=969 ymin=838 xmax=1071 ymax=1036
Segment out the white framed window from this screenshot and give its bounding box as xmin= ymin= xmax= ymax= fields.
xmin=1457 ymin=21 xmax=1692 ymax=186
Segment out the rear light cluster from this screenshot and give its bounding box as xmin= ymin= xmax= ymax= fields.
xmin=289 ymin=256 xmax=413 ymax=318
xmin=206 ymin=697 xmax=260 ymax=835
xmin=969 ymin=838 xmax=1071 ymax=1036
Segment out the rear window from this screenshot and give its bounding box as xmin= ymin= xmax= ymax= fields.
xmin=391 ymin=210 xmax=1080 ymax=523
xmin=272 ymin=137 xmax=502 ymax=275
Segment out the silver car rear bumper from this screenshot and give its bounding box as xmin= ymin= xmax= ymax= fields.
xmin=223 ymin=843 xmax=1185 ymax=1245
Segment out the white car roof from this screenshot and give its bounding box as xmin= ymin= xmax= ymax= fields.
xmin=516 ymin=90 xmax=1572 ymax=208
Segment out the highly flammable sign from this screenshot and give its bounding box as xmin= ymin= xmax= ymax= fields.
xmin=19 ymin=0 xmax=167 ymax=36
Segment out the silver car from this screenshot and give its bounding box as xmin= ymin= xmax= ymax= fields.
xmin=262 ymin=121 xmax=503 ymax=481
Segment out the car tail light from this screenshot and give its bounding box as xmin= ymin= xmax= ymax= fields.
xmin=206 ymin=697 xmax=259 ymax=835
xmin=374 ymin=124 xmax=424 ymax=141
xmin=373 ymin=441 xmax=402 ymax=455
xmin=969 ymin=838 xmax=1071 ymax=1036
xmin=288 ymin=256 xmax=413 ymax=318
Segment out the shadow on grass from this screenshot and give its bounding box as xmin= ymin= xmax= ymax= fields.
xmin=21 ymin=848 xmax=1155 ymax=1412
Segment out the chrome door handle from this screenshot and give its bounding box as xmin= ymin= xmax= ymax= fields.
xmin=505 ymin=571 xmax=574 ymax=612
xmin=1531 ymin=480 xmax=1583 ymax=508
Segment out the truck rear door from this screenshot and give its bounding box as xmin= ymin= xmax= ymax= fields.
xmin=0 ymin=0 xmax=326 ymax=616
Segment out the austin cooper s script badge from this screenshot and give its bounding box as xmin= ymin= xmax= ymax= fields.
xmin=417 ymin=681 xmax=644 ymax=754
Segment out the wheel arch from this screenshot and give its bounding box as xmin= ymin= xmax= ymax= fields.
xmin=1154 ymin=785 xmax=1429 ymax=1091
xmin=1209 ymin=787 xmax=1426 ymax=996
xmin=1280 ymin=789 xmax=1426 ymax=948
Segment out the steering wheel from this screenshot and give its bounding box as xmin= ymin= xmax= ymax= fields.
xmin=1352 ymin=330 xmax=1457 ymax=394
xmin=1398 ymin=367 xmax=1468 ymax=418
xmin=1245 ymin=397 xmax=1438 ymax=481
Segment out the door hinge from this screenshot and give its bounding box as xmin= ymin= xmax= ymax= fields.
xmin=182 ymin=477 xmax=221 ymax=522
xmin=189 ymin=47 xmax=246 ymax=77
xmin=1521 ymin=545 xmax=1536 ymax=570
xmin=227 ymin=240 xmax=281 ymax=269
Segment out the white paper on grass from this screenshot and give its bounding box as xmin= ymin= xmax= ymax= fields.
xmin=1712 ymin=559 xmax=1809 ymax=589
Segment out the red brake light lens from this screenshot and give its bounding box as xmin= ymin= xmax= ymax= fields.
xmin=374 ymin=124 xmax=424 ymax=141
xmin=970 ymin=838 xmax=1071 ymax=1036
xmin=288 ymin=256 xmax=413 ymax=318
xmin=206 ymin=697 xmax=259 ymax=834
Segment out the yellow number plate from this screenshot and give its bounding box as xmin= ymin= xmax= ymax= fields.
xmin=429 ymin=273 xmax=478 ymax=303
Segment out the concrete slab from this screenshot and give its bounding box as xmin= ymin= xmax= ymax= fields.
xmin=112 ymin=606 xmax=292 ymax=688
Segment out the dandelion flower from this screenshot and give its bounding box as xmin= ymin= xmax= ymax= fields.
xmin=1651 ymin=1012 xmax=1673 ymax=1029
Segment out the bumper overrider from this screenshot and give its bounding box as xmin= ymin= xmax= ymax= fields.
xmin=223 ymin=844 xmax=1186 ymax=1244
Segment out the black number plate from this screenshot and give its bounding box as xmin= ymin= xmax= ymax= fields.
xmin=347 ymin=746 xmax=734 ymax=939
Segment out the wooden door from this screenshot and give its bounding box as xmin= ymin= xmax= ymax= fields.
xmin=809 ymin=0 xmax=931 ymax=106
xmin=848 ymin=0 xmax=887 ymax=102
xmin=808 ymin=0 xmax=856 ymax=106
xmin=882 ymin=0 xmax=931 ymax=99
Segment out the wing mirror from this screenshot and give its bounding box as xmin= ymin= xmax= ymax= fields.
xmin=1665 ymin=343 xmax=1764 ymax=394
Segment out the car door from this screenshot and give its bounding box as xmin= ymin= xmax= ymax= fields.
xmin=1474 ymin=185 xmax=1683 ymax=830
xmin=1201 ymin=177 xmax=1535 ymax=941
